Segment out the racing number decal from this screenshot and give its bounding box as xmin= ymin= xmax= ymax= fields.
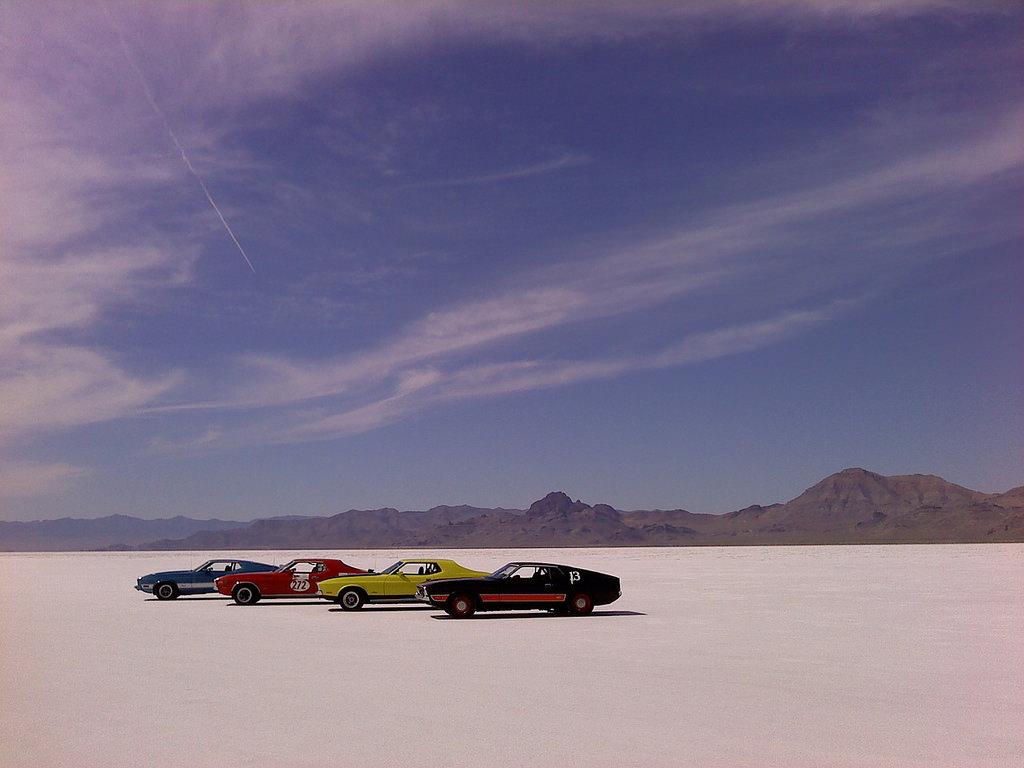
xmin=290 ymin=575 xmax=310 ymax=591
xmin=569 ymin=571 xmax=581 ymax=584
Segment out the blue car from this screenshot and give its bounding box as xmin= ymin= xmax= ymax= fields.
xmin=136 ymin=559 xmax=277 ymax=600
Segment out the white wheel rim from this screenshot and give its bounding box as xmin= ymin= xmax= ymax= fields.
xmin=159 ymin=585 xmax=172 ymax=598
xmin=238 ymin=589 xmax=251 ymax=602
xmin=343 ymin=592 xmax=358 ymax=607
xmin=575 ymin=597 xmax=587 ymax=609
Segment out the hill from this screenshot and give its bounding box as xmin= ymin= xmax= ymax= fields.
xmin=4 ymin=469 xmax=1022 ymax=551
xmin=0 ymin=515 xmax=246 ymax=551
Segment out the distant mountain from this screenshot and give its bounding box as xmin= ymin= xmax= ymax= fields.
xmin=4 ymin=469 xmax=1022 ymax=551
xmin=0 ymin=515 xmax=247 ymax=551
xmin=719 ymin=468 xmax=1002 ymax=542
xmin=140 ymin=504 xmax=526 ymax=550
xmin=420 ymin=492 xmax=645 ymax=547
xmin=988 ymin=485 xmax=1024 ymax=509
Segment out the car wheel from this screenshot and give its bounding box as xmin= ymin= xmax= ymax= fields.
xmin=154 ymin=582 xmax=179 ymax=601
xmin=232 ymin=584 xmax=260 ymax=605
xmin=339 ymin=588 xmax=365 ymax=611
xmin=446 ymin=593 xmax=476 ymax=619
xmin=568 ymin=592 xmax=594 ymax=615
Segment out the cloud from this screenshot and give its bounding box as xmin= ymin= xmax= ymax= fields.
xmin=284 ymin=302 xmax=845 ymax=440
xmin=148 ymin=428 xmax=223 ymax=454
xmin=0 ymin=0 xmax=1019 ymax=460
xmin=169 ymin=110 xmax=1023 ymax=422
xmin=2 ymin=4 xmax=1004 ymax=116
xmin=398 ymin=153 xmax=591 ymax=189
xmin=0 ymin=90 xmax=190 ymax=444
xmin=0 ymin=462 xmax=89 ymax=498
xmin=0 ymin=243 xmax=187 ymax=440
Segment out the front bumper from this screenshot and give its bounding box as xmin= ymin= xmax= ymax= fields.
xmin=135 ymin=583 xmax=154 ymax=592
xmin=415 ymin=589 xmax=445 ymax=604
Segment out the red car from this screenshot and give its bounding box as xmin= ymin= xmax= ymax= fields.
xmin=215 ymin=558 xmax=363 ymax=605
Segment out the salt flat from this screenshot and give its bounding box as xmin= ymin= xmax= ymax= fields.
xmin=1 ymin=545 xmax=1021 ymax=767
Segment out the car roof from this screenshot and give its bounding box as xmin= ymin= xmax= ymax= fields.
xmin=399 ymin=558 xmax=455 ymax=565
xmin=504 ymin=562 xmax=567 ymax=569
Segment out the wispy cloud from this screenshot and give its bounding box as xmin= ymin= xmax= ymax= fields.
xmin=282 ymin=302 xmax=847 ymax=441
xmin=148 ymin=427 xmax=223 ymax=454
xmin=1 ymin=0 xmax=1019 ymax=479
xmin=0 ymin=22 xmax=194 ymax=489
xmin=169 ymin=111 xmax=1023 ymax=424
xmin=398 ymin=153 xmax=590 ymax=189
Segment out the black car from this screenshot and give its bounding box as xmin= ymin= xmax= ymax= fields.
xmin=415 ymin=562 xmax=621 ymax=618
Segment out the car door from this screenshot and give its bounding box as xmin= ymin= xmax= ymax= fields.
xmin=194 ymin=561 xmax=233 ymax=592
xmin=283 ymin=561 xmax=321 ymax=595
xmin=306 ymin=562 xmax=332 ymax=593
xmin=509 ymin=566 xmax=565 ymax=605
xmin=541 ymin=567 xmax=570 ymax=604
xmin=386 ymin=562 xmax=438 ymax=597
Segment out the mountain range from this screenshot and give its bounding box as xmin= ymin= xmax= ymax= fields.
xmin=0 ymin=514 xmax=247 ymax=551
xmin=1 ymin=468 xmax=1021 ymax=551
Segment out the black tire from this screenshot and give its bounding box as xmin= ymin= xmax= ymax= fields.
xmin=551 ymin=603 xmax=571 ymax=615
xmin=338 ymin=588 xmax=366 ymax=611
xmin=232 ymin=583 xmax=260 ymax=606
xmin=445 ymin=593 xmax=476 ymax=619
xmin=154 ymin=582 xmax=179 ymax=601
xmin=568 ymin=592 xmax=594 ymax=615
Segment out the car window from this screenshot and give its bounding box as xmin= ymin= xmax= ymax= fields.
xmin=290 ymin=561 xmax=317 ymax=575
xmin=203 ymin=561 xmax=234 ymax=573
xmin=508 ymin=566 xmax=537 ymax=580
xmin=508 ymin=566 xmax=554 ymax=581
xmin=397 ymin=562 xmax=438 ymax=575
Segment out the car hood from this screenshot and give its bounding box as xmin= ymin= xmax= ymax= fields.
xmin=138 ymin=570 xmax=193 ymax=583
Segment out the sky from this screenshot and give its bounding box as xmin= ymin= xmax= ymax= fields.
xmin=0 ymin=1 xmax=1021 ymax=521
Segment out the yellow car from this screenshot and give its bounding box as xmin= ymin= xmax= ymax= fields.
xmin=318 ymin=558 xmax=488 ymax=610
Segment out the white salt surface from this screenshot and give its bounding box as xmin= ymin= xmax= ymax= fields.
xmin=1 ymin=545 xmax=1021 ymax=767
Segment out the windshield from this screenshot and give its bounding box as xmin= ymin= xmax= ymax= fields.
xmin=276 ymin=560 xmax=301 ymax=572
xmin=194 ymin=560 xmax=217 ymax=572
xmin=380 ymin=561 xmax=403 ymax=575
xmin=489 ymin=563 xmax=520 ymax=579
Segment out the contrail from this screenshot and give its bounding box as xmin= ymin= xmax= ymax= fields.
xmin=102 ymin=5 xmax=256 ymax=273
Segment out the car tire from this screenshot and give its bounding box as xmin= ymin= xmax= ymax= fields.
xmin=232 ymin=583 xmax=260 ymax=606
xmin=445 ymin=593 xmax=476 ymax=619
xmin=154 ymin=582 xmax=179 ymax=600
xmin=568 ymin=592 xmax=594 ymax=615
xmin=339 ymin=588 xmax=365 ymax=611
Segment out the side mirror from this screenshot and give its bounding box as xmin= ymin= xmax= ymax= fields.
xmin=367 ymin=569 xmax=375 ymax=573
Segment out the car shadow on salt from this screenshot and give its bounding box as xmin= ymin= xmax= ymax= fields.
xmin=431 ymin=610 xmax=645 ymax=620
xmin=225 ymin=600 xmax=338 ymax=607
xmin=144 ymin=596 xmax=230 ymax=602
xmin=327 ymin=605 xmax=435 ymax=613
